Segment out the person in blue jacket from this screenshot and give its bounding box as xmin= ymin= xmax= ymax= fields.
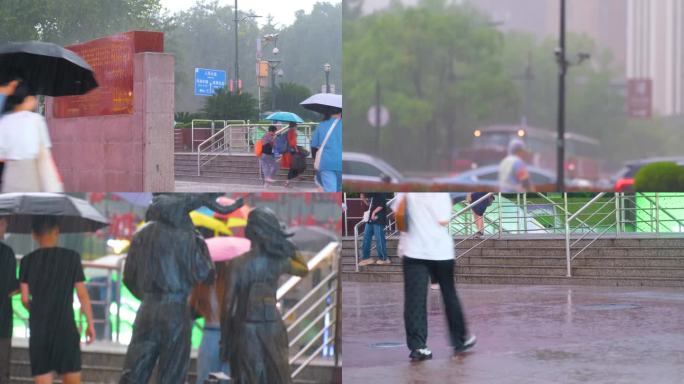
xmin=310 ymin=109 xmax=342 ymax=192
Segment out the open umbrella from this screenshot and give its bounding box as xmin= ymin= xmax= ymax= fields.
xmin=0 ymin=41 xmax=98 ymax=96
xmin=266 ymin=111 xmax=305 ymax=124
xmin=191 ymin=196 xmax=250 ymax=237
xmin=300 ymin=93 xmax=342 ymax=115
xmin=0 ymin=193 xmax=109 ymax=233
xmin=205 ymin=236 xmax=251 ymax=262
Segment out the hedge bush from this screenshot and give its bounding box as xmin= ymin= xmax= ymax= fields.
xmin=634 ymin=162 xmax=684 ymax=191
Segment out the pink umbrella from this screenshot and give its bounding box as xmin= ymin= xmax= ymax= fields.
xmin=205 ymin=237 xmax=251 ymax=262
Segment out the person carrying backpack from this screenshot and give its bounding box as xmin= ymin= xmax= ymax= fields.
xmin=259 ymin=126 xmax=278 ymax=187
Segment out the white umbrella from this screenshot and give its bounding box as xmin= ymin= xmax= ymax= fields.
xmin=300 ymin=93 xmax=342 ymax=115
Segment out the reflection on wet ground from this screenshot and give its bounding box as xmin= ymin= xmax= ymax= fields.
xmin=343 ymin=282 xmax=684 ymax=384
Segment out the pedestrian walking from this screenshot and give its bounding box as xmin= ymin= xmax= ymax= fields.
xmin=393 ymin=193 xmax=476 ymax=361
xmin=358 ymin=193 xmax=390 ymax=266
xmin=467 ymin=193 xmax=494 ymax=238
xmin=281 ymin=123 xmax=302 ymax=188
xmin=311 ymin=112 xmax=342 ymax=192
xmin=260 ymin=126 xmax=278 ymax=187
xmin=190 ymin=261 xmax=231 ymax=384
xmin=0 ymin=81 xmax=62 ymax=192
xmin=0 ymin=217 xmax=18 ymax=384
xmin=19 ymin=216 xmax=95 ymax=384
xmin=498 ymin=139 xmax=533 ymax=193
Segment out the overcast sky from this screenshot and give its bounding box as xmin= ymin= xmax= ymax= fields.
xmin=160 ymin=0 xmax=341 ymax=27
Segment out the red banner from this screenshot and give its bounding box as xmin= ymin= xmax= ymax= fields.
xmin=53 ymin=31 xmax=164 ymax=118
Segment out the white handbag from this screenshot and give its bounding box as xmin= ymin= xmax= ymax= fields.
xmin=36 ymin=130 xmax=64 ymax=192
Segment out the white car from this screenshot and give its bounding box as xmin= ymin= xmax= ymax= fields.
xmin=342 ymin=152 xmax=404 ymax=184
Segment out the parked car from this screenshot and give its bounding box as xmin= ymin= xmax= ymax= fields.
xmin=612 ymin=157 xmax=684 ymax=192
xmin=434 ymin=164 xmax=591 ymax=189
xmin=342 ymin=152 xmax=404 ymax=184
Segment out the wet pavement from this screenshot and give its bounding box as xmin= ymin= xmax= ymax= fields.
xmin=343 ymin=282 xmax=684 ymax=384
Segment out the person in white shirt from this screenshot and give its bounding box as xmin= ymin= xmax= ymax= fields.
xmin=0 ymin=81 xmax=54 ymax=192
xmin=393 ymin=193 xmax=476 ymax=361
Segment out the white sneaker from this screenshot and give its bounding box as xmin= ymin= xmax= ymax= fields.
xmin=358 ymin=258 xmax=375 ymax=266
xmin=430 ymin=284 xmax=440 ymax=290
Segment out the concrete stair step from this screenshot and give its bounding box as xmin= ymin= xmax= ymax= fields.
xmin=342 ymin=272 xmax=684 ymax=287
xmin=175 ymin=174 xmax=316 ymax=187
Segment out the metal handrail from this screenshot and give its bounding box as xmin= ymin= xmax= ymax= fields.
xmin=345 ymin=192 xmax=684 ymax=280
xmin=196 ymin=123 xmax=315 ymax=176
xmin=275 ymin=241 xmax=341 ymax=379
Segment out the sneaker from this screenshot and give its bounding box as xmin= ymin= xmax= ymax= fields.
xmin=358 ymin=258 xmax=375 ymax=267
xmin=430 ymin=284 xmax=440 ymax=290
xmin=376 ymin=259 xmax=391 ymax=265
xmin=409 ymin=347 xmax=433 ymax=361
xmin=454 ymin=335 xmax=477 ymax=353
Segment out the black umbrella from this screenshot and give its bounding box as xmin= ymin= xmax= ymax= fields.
xmin=0 ymin=193 xmax=109 ymax=233
xmin=0 ymin=41 xmax=98 ymax=96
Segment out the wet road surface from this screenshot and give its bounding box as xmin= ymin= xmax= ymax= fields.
xmin=343 ymin=282 xmax=684 ymax=384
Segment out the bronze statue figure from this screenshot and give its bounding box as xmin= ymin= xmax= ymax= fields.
xmin=220 ymin=207 xmax=309 ymax=384
xmin=120 ymin=194 xmax=243 ymax=384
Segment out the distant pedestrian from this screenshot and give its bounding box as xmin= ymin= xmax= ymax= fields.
xmin=358 ymin=193 xmax=390 ymax=266
xmin=311 ymin=112 xmax=342 ymax=192
xmin=0 ymin=217 xmax=18 ymax=384
xmin=467 ymin=193 xmax=494 ymax=238
xmin=260 ymin=126 xmax=278 ymax=187
xmin=0 ymin=81 xmax=61 ymax=192
xmin=393 ymin=193 xmax=476 ymax=361
xmin=498 ymin=139 xmax=533 ymax=192
xmin=190 ymin=260 xmax=231 ymax=384
xmin=20 ymin=216 xmax=95 ymax=384
xmin=281 ymin=123 xmax=302 ymax=188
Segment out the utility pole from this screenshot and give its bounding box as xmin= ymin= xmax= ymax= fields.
xmin=375 ymin=80 xmax=381 ymax=152
xmin=234 ymin=0 xmax=239 ymax=93
xmin=523 ymin=51 xmax=533 ymax=126
xmin=556 ymin=0 xmax=567 ymax=191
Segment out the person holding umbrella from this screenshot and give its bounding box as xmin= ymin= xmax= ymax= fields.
xmin=0 ymin=80 xmax=59 ymax=192
xmin=259 ymin=126 xmax=279 ymax=187
xmin=19 ymin=215 xmax=96 ymax=384
xmin=0 ymin=217 xmax=18 ymax=384
xmin=301 ymin=94 xmax=342 ymax=192
xmin=190 ymin=236 xmax=251 ymax=384
xmin=0 ymin=41 xmax=98 ymax=193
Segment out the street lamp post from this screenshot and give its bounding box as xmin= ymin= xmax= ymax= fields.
xmin=234 ymin=0 xmax=239 ymax=92
xmin=233 ymin=1 xmax=260 ymax=93
xmin=324 ymin=63 xmax=332 ymax=93
xmin=556 ymin=0 xmax=567 ymax=191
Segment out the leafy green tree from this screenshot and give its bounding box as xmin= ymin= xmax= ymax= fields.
xmin=261 ymin=82 xmax=316 ymax=120
xmin=344 ymin=0 xmax=519 ymax=170
xmin=201 ymin=88 xmax=258 ymax=120
xmin=0 ymin=0 xmax=166 ymax=45
xmin=277 ymin=3 xmax=342 ymax=93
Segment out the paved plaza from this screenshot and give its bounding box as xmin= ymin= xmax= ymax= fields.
xmin=343 ymin=282 xmax=684 ymax=384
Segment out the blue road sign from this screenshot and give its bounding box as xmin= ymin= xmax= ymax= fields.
xmin=194 ymin=68 xmax=227 ymax=96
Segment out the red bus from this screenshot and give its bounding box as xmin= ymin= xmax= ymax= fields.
xmin=453 ymin=125 xmax=601 ymax=180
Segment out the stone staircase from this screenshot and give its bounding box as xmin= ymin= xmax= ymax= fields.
xmin=342 ymin=237 xmax=684 ymax=287
xmin=174 ymin=153 xmax=316 ymax=188
xmin=10 ymin=340 xmax=337 ymax=383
